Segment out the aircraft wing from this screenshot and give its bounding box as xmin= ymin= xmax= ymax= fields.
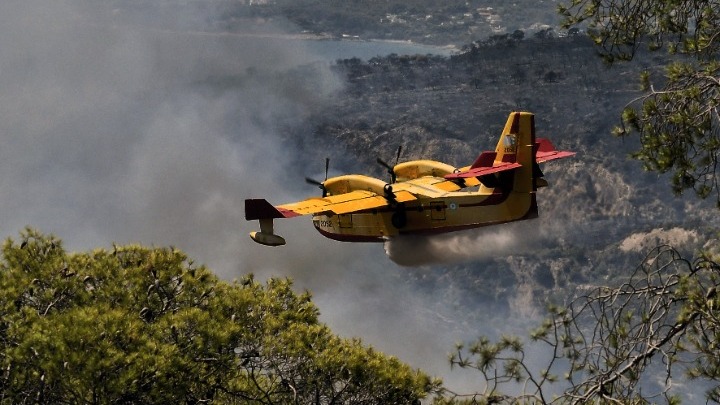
xmin=245 ymin=188 xmax=417 ymax=246
xmin=246 ymin=190 xmax=417 ymax=220
xmin=401 ymin=175 xmax=479 ymax=192
xmin=392 ymin=179 xmax=457 ymax=198
xmin=281 ymin=190 xmax=416 ymax=215
xmin=536 ymin=138 xmax=576 ymax=163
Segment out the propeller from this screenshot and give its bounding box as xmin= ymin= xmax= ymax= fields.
xmin=377 ymin=146 xmax=402 ymax=184
xmin=305 ymin=157 xmax=330 ymax=197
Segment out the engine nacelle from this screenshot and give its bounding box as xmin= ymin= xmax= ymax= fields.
xmin=323 ymin=175 xmax=389 ymax=196
xmin=394 ymin=160 xmax=456 ymax=181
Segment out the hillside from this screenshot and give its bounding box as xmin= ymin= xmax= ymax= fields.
xmin=103 ymin=0 xmax=564 ymax=46
xmin=226 ymin=0 xmax=563 ymax=45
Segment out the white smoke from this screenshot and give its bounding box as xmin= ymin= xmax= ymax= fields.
xmin=0 ymin=0 xmax=340 ymax=270
xmin=385 ymin=220 xmax=547 ymax=266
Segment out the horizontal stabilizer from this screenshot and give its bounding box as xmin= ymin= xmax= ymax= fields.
xmin=470 ymin=151 xmax=497 ymax=169
xmin=444 ymin=161 xmax=521 ymax=180
xmin=245 ymin=199 xmax=300 ymax=220
xmin=536 ymin=138 xmax=575 ymax=163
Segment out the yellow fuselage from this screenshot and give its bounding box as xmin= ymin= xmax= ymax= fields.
xmin=245 ymin=112 xmax=573 ymax=247
xmin=311 ymin=174 xmax=537 ymax=242
xmin=309 ymin=110 xmax=539 ymax=241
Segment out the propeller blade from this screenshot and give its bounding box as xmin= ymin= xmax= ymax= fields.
xmin=306 ymin=177 xmax=327 ymax=197
xmin=378 ymin=146 xmax=402 ymax=184
xmin=306 ymin=158 xmax=331 ymax=197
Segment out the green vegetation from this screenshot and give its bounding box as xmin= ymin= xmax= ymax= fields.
xmin=559 ymin=0 xmax=720 ymax=207
xmin=0 ymin=228 xmax=437 ymax=403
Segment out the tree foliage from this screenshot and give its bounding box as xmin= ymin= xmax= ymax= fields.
xmin=558 ymin=0 xmax=720 ymax=206
xmin=438 ymin=246 xmax=720 ymax=404
xmin=0 ymin=228 xmax=436 ymax=404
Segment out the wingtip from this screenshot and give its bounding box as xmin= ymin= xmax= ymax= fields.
xmin=245 ymin=198 xmax=299 ymax=220
xmin=249 ymin=231 xmax=286 ymax=246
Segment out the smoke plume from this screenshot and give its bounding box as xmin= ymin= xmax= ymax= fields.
xmin=385 ymin=221 xmax=547 ymax=266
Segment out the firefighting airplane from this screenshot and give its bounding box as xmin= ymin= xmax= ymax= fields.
xmin=245 ymin=112 xmax=574 ymax=246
